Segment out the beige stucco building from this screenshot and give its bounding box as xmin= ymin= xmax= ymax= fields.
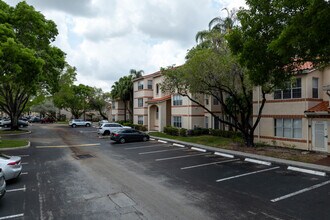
xmin=110 ymin=100 xmax=132 ymax=122
xmin=132 ymin=71 xmax=222 ymax=131
xmin=253 ymin=65 xmax=330 ymax=153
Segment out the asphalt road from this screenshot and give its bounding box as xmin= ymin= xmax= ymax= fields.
xmin=0 ymin=124 xmax=329 ymax=220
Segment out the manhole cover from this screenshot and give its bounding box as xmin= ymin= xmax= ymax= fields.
xmin=75 ymin=154 xmax=94 ymax=160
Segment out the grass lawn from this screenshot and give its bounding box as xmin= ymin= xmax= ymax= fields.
xmin=149 ymin=132 xmax=236 ymax=148
xmin=0 ymin=139 xmax=29 ymax=149
xmin=0 ymin=129 xmax=29 ymax=135
xmin=149 ymin=132 xmax=328 ymax=164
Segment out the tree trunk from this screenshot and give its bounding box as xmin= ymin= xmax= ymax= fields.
xmin=243 ymin=130 xmax=255 ymax=147
xmin=124 ymin=101 xmax=127 ymax=122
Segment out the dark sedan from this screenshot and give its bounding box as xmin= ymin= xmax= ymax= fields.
xmin=110 ymin=128 xmax=149 ymax=143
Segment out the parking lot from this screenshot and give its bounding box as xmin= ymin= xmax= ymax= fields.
xmin=0 ymin=124 xmax=329 ymax=219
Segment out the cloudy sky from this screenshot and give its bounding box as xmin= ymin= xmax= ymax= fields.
xmin=4 ymin=0 xmax=246 ymax=92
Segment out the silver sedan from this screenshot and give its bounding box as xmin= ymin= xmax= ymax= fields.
xmin=0 ymin=154 xmax=22 ymax=180
xmin=0 ymin=169 xmax=5 ymax=199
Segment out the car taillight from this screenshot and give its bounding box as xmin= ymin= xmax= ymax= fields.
xmin=8 ymin=160 xmax=20 ymax=165
xmin=114 ymin=133 xmax=119 ymax=137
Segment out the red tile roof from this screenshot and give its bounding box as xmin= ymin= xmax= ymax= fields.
xmin=146 ymin=95 xmax=171 ymax=104
xmin=305 ymin=101 xmax=330 ymax=112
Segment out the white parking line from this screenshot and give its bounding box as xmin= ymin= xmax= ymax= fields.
xmin=16 ymin=155 xmax=29 ymax=157
xmin=271 ymin=180 xmax=330 ymax=202
xmin=0 ymin=213 xmax=24 ymax=220
xmin=139 ymin=148 xmax=184 ymax=155
xmin=125 ymin=144 xmax=165 ymax=150
xmin=181 ymin=159 xmax=240 ymax=170
xmin=190 ymin=147 xmax=206 ymax=152
xmin=287 ymin=166 xmax=326 ymax=177
xmin=173 ymin=143 xmax=185 ymax=148
xmin=216 ymin=166 xmax=280 ymax=182
xmin=21 ymin=162 xmax=29 ymax=165
xmin=6 ymin=185 xmax=26 ymax=193
xmin=158 ymin=140 xmax=168 ymax=144
xmin=21 ymin=172 xmax=28 ymax=175
xmin=149 ymin=138 xmax=155 ymax=141
xmin=245 ymin=158 xmax=271 ymax=166
xmin=155 ymin=153 xmax=210 ymax=161
xmin=214 ymin=152 xmax=234 ymax=158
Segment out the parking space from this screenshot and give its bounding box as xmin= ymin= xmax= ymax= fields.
xmin=0 ymin=151 xmax=32 ymax=220
xmin=106 ymin=138 xmax=330 ymax=212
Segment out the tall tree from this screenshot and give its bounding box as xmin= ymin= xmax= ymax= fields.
xmin=89 ymin=88 xmax=111 ymax=120
xmin=0 ymin=1 xmax=65 ymax=130
xmin=227 ymin=0 xmax=330 ymax=89
xmin=209 ymin=8 xmax=237 ymax=33
xmin=162 ymin=33 xmax=259 ymax=147
xmin=111 ymin=75 xmax=132 ymax=122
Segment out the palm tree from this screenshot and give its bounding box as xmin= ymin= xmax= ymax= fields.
xmin=129 ymin=69 xmax=144 ymax=79
xmin=209 ymin=8 xmax=237 ymax=33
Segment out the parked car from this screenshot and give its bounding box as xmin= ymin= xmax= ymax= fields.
xmin=110 ymin=128 xmax=149 ymax=143
xmin=98 ymin=123 xmax=131 ymax=136
xmin=0 ymin=154 xmax=22 ymax=180
xmin=0 ymin=119 xmax=29 ymax=128
xmin=69 ymin=119 xmax=92 ymax=128
xmin=28 ymin=116 xmax=41 ymax=123
xmin=98 ymin=120 xmax=109 ymax=127
xmin=0 ymin=169 xmax=6 ymax=199
xmin=41 ymin=117 xmax=56 ymax=123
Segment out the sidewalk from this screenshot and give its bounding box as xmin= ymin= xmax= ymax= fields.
xmin=150 ymin=136 xmax=330 ymax=174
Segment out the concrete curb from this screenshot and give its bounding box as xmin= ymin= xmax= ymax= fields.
xmin=0 ymin=141 xmax=31 ymax=151
xmin=150 ymin=136 xmax=330 ymax=174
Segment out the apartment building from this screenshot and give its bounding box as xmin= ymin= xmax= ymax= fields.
xmin=133 ymin=71 xmax=222 ymax=131
xmin=253 ymin=65 xmax=330 ymax=153
xmin=110 ymin=99 xmax=131 ymax=122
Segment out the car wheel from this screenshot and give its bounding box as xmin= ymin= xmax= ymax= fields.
xmin=119 ymin=138 xmax=126 ymax=144
xmin=86 ymin=123 xmax=91 ymax=127
xmin=72 ymin=124 xmax=76 ymax=128
xmin=143 ymin=136 xmax=148 ymax=142
xmin=4 ymin=124 xmax=8 ymax=128
xmin=104 ymin=130 xmax=110 ymax=136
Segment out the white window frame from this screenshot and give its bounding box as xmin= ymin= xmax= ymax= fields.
xmin=173 ymin=116 xmax=182 ymax=128
xmin=138 ymin=116 xmax=143 ymax=125
xmin=173 ymin=94 xmax=183 ymax=106
xmin=274 ymin=118 xmax=302 ymax=138
xmin=138 ymin=98 xmax=143 ymax=107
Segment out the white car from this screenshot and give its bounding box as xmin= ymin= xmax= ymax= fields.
xmin=0 ymin=169 xmax=5 ymax=199
xmin=98 ymin=123 xmax=131 ymax=136
xmin=69 ymin=119 xmax=92 ymax=128
xmin=0 ymin=154 xmax=22 ymax=180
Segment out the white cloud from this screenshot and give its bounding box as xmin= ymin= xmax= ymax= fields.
xmin=4 ymin=0 xmax=245 ymax=92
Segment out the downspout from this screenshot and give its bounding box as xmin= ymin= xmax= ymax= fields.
xmin=305 ymin=77 xmax=309 ymax=150
xmin=257 ymin=86 xmax=260 ymax=142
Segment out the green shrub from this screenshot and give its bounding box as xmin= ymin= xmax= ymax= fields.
xmin=179 ymin=128 xmax=187 ymax=136
xmin=132 ymin=124 xmax=147 ymax=131
xmin=163 ymin=126 xmax=179 ymax=136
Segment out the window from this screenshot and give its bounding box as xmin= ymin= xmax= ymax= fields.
xmin=274 ymin=118 xmax=302 ymax=138
xmin=205 ymin=116 xmax=209 ymax=128
xmin=274 ymin=78 xmax=301 ymax=99
xmin=147 ymin=80 xmax=153 ymax=89
xmin=173 ymin=94 xmax=183 ymax=106
xmin=138 ymin=98 xmax=143 ymax=107
xmin=213 ymin=98 xmax=219 ymax=105
xmin=112 ymin=102 xmax=116 ymax=109
xmin=173 ymin=116 xmax=182 ymax=128
xmin=138 ymin=81 xmax=144 ymax=90
xmin=205 ymin=95 xmax=209 ymax=105
xmin=138 ymin=116 xmax=143 ymax=125
xmin=312 ymin=78 xmax=319 ymax=98
xmin=156 ymin=107 xmax=159 ymax=119
xmin=156 ymin=84 xmax=159 ymax=95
